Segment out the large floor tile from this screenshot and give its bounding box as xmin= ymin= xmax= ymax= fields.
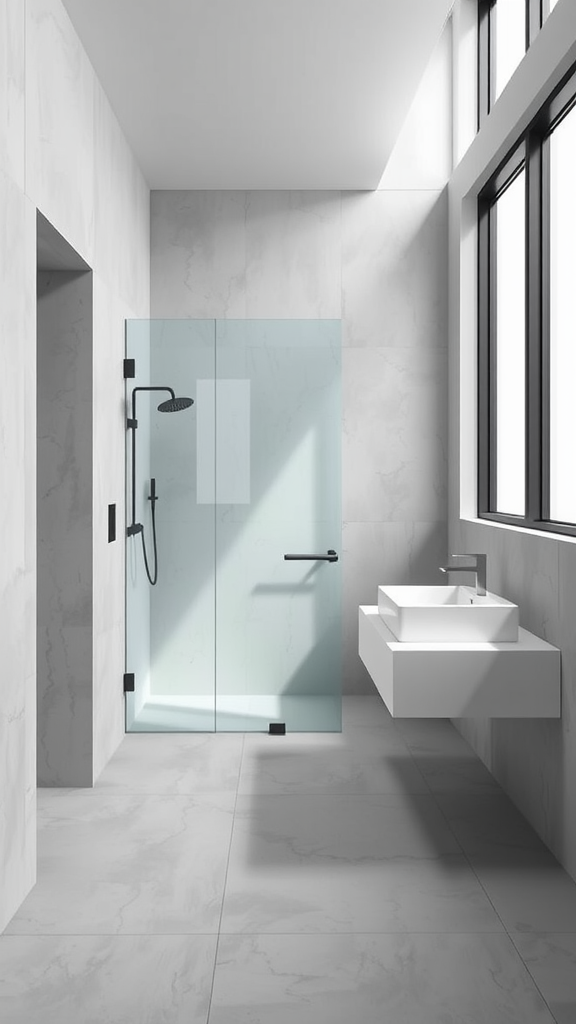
xmin=393 ymin=717 xmax=484 ymax=757
xmin=435 ymin=793 xmax=551 ymax=856
xmin=221 ymin=795 xmax=503 ymax=933
xmin=238 ymin=727 xmax=427 ymax=795
xmin=232 ymin=792 xmax=462 ymax=860
xmin=209 ymin=932 xmax=552 ymax=1024
xmin=341 ymin=695 xmax=396 ymax=728
xmin=435 ymin=793 xmax=576 ymax=930
xmin=512 ymin=933 xmax=576 ymax=1024
xmin=0 ymin=934 xmax=217 ymax=1024
xmin=6 ymin=791 xmax=234 ymax=935
xmin=392 ymin=719 xmax=500 ymax=793
xmin=413 ymin=754 xmax=501 ymax=794
xmin=468 ymin=849 xmax=576 ymax=934
xmin=95 ymin=732 xmax=244 ymax=794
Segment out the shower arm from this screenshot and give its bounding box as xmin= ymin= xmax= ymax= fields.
xmin=127 ymin=386 xmax=176 ymax=429
xmin=127 ymin=386 xmax=176 ymax=535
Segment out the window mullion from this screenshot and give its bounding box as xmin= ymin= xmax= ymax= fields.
xmin=478 ymin=0 xmax=494 ymax=126
xmin=478 ymin=200 xmax=491 ymax=511
xmin=488 ymin=203 xmax=498 ymax=510
xmin=525 ymin=133 xmax=544 ymax=522
xmin=528 ymin=0 xmax=543 ymax=46
xmin=541 ymin=135 xmax=551 ymax=520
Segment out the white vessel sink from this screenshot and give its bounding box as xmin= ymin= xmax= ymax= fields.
xmin=377 ymin=585 xmax=519 ymax=642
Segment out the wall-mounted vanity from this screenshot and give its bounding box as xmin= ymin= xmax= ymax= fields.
xmin=359 ymin=582 xmax=561 ymax=718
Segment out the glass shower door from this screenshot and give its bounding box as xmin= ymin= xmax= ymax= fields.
xmin=214 ymin=320 xmax=342 ymax=731
xmin=125 ymin=318 xmax=341 ymax=732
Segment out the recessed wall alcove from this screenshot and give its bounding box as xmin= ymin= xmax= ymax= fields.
xmin=36 ymin=212 xmax=94 ymax=786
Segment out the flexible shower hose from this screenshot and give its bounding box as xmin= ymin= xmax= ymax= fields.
xmin=141 ymin=483 xmax=159 ymax=586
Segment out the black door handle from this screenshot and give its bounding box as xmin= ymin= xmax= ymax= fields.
xmin=284 ymin=549 xmax=338 ymax=562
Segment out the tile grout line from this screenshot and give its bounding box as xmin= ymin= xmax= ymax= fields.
xmin=204 ymin=729 xmax=246 ymax=1024
xmin=506 ymin=931 xmax=562 ymax=1024
xmin=3 ymin=929 xmax=549 ymax=938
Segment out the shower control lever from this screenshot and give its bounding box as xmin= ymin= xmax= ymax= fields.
xmin=284 ymin=549 xmax=339 ymax=562
xmin=148 ymin=477 xmax=158 ymax=506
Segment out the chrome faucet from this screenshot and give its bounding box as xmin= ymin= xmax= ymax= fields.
xmin=439 ymin=553 xmax=487 ymax=596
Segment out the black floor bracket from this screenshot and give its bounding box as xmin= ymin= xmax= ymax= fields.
xmin=269 ymin=722 xmax=286 ymax=735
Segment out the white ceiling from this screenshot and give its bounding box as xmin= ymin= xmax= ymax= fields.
xmin=62 ymin=0 xmax=453 ymax=190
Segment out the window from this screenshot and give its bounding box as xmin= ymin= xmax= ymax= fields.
xmin=549 ymin=101 xmax=576 ymax=522
xmin=478 ymin=67 xmax=576 ymax=536
xmin=494 ymin=169 xmax=526 ymax=515
xmin=494 ymin=0 xmax=528 ymax=101
xmin=478 ymin=1 xmax=559 ymax=125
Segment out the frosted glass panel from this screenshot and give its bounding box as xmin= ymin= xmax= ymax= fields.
xmin=550 ymin=105 xmax=576 ymax=523
xmin=195 ymin=378 xmax=216 ymax=505
xmin=495 ymin=171 xmax=526 ymax=516
xmin=197 ymin=379 xmax=251 ymax=504
xmin=217 ymin=379 xmax=251 ymax=504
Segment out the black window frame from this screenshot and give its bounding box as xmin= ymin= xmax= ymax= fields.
xmin=478 ymin=0 xmax=550 ymax=127
xmin=478 ymin=65 xmax=576 ymax=537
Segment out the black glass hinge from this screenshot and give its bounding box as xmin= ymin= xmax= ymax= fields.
xmin=123 ymin=672 xmax=135 ymax=693
xmin=123 ymin=358 xmax=135 ymax=379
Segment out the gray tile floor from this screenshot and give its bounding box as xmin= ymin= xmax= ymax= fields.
xmin=2 ymin=697 xmax=576 ymax=1022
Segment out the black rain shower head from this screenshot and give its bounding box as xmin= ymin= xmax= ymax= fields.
xmin=157 ymin=396 xmax=194 ymax=413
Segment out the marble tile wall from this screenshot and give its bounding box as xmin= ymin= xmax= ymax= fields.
xmin=92 ymin=79 xmax=150 ymax=316
xmin=92 ymin=277 xmax=131 ymax=777
xmin=0 ymin=0 xmax=25 ymax=189
xmin=25 ymin=0 xmax=95 ymax=262
xmin=0 ymin=166 xmax=36 ymax=932
xmin=150 ymin=187 xmax=449 ymax=695
xmin=0 ymin=0 xmax=149 ymax=930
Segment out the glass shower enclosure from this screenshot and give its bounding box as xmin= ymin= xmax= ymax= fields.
xmin=125 ymin=319 xmax=341 ymax=732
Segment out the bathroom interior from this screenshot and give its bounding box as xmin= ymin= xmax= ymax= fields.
xmin=2 ymin=0 xmax=576 ymax=1020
